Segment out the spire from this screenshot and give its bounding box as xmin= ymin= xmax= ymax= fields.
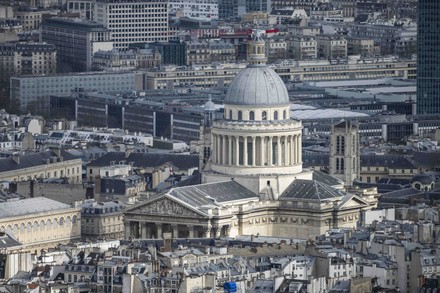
xmin=247 ymin=24 xmax=267 ymax=65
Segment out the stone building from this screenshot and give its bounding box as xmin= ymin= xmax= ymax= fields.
xmin=0 ymin=150 xmax=82 ymax=184
xmin=81 ymin=199 xmax=125 ymax=239
xmin=124 ymin=30 xmax=376 ymax=240
xmin=0 ymin=197 xmax=81 ymax=250
xmin=0 ymin=42 xmax=57 ymax=78
xmin=329 ymin=121 xmax=360 ymax=186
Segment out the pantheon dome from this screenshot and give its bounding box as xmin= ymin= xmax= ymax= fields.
xmin=224 ymin=64 xmax=289 ymax=106
xmin=206 ymin=30 xmax=303 ymax=194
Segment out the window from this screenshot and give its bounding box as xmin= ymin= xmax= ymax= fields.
xmin=262 ymin=111 xmax=267 ymax=120
xmin=283 ymin=110 xmax=287 ymax=119
xmin=274 ymin=111 xmax=278 ymax=120
xmin=229 ymin=110 xmax=232 ymax=119
xmin=249 ymin=111 xmax=254 ymax=120
xmin=238 ymin=111 xmax=242 ymax=120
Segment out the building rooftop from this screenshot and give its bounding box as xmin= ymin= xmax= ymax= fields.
xmin=0 ymin=197 xmax=71 ymax=217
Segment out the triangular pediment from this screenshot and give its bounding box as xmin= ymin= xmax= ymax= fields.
xmin=125 ymin=194 xmax=209 ymax=219
xmin=337 ymin=194 xmax=369 ymax=210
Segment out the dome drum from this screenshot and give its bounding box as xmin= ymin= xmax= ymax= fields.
xmin=210 ymin=131 xmax=302 ymax=176
xmin=224 ymin=105 xmax=291 ymax=122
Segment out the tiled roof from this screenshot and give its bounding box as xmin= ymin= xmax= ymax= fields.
xmin=170 ymin=180 xmax=258 ymax=208
xmin=280 ymin=179 xmax=345 ymax=202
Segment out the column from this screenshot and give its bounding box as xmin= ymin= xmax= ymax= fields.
xmin=156 ymin=224 xmax=162 ymax=239
xmin=298 ymin=134 xmax=302 ymax=164
xmin=188 ymin=225 xmax=194 ymax=238
xmin=296 ymin=135 xmax=300 ymax=164
xmin=235 ymin=136 xmax=239 ymax=166
xmin=228 ymin=135 xmax=232 ymax=166
xmin=217 ymin=135 xmax=221 ymax=164
xmin=285 ymin=136 xmax=290 ymax=166
xmin=291 ymin=135 xmax=295 ymax=165
xmin=124 ymin=221 xmax=130 ymax=240
xmin=222 ymin=135 xmax=227 ymax=165
xmin=268 ymin=136 xmax=273 ymax=166
xmin=277 ymin=136 xmax=282 ymax=166
xmin=260 ymin=137 xmax=265 ymax=166
xmin=172 ymin=224 xmax=178 ymax=238
xmin=204 ymin=226 xmax=212 ymax=238
xmin=252 ymin=137 xmax=256 ymax=166
xmin=215 ymin=227 xmax=221 ymax=238
xmin=212 ymin=134 xmax=216 ymax=163
xmin=141 ymin=223 xmax=147 ymax=239
xmin=243 ymin=136 xmax=248 ymax=166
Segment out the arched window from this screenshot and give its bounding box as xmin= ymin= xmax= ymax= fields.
xmin=229 ymin=110 xmax=232 ymax=119
xmin=274 ymin=111 xmax=278 ymax=120
xmin=336 ymin=158 xmax=339 ymax=171
xmin=283 ymin=110 xmax=287 ymax=119
xmin=249 ymin=111 xmax=254 ymax=120
xmin=262 ymin=111 xmax=267 ymax=120
xmin=415 ymin=183 xmax=421 ymax=190
xmin=238 ymin=111 xmax=242 ymax=120
xmin=341 ymin=158 xmax=345 ymax=171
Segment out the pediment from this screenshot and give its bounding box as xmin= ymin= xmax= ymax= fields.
xmin=337 ymin=194 xmax=369 ymax=210
xmin=126 ymin=195 xmax=209 ymax=219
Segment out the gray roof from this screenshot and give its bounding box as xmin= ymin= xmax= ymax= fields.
xmin=360 ymin=154 xmax=416 ymax=169
xmin=169 ymin=180 xmax=258 ymax=208
xmin=280 ymin=179 xmax=345 ymax=201
xmin=0 ymin=232 xmax=21 ymax=249
xmin=88 ymin=152 xmax=199 ymax=171
xmin=224 ymin=65 xmax=289 ymax=106
xmin=0 ymin=150 xmax=78 ymax=173
xmin=0 ymin=197 xmax=71 ymax=217
xmin=312 ymin=170 xmax=343 ymax=186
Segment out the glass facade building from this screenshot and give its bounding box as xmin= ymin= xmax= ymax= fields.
xmin=417 ymin=0 xmax=440 ymax=114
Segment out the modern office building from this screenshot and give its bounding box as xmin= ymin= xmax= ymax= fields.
xmin=168 ymin=0 xmax=218 ymax=21
xmin=41 ymin=17 xmax=113 ymax=71
xmin=10 ymin=71 xmax=144 ymax=113
xmin=67 ymin=0 xmax=94 ymax=20
xmin=417 ymin=0 xmax=440 ymax=115
xmin=94 ymin=0 xmax=169 ymax=49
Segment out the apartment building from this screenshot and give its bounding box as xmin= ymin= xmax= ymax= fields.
xmin=316 ymin=34 xmax=348 ymax=59
xmin=0 ymin=42 xmax=57 ymax=78
xmin=94 ymin=0 xmax=169 ymax=49
xmin=288 ymin=36 xmax=317 ymax=60
xmin=41 ymin=17 xmax=113 ymax=71
xmin=14 ymin=9 xmax=58 ymax=31
xmin=92 ymin=48 xmax=161 ymax=71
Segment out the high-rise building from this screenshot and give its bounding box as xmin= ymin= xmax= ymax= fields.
xmin=94 ymin=0 xmax=169 ymax=50
xmin=417 ymin=0 xmax=440 ymax=114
